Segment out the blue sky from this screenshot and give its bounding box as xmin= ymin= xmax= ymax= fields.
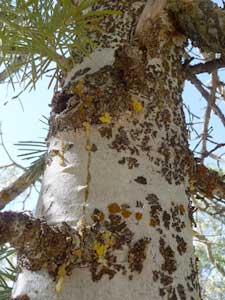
xmin=0 ymin=79 xmax=52 ymax=166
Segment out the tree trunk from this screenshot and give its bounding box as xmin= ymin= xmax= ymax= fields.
xmin=12 ymin=1 xmax=202 ymax=299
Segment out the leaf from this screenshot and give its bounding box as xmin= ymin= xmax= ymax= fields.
xmin=0 ymin=0 xmax=119 ymax=92
xmin=0 ymin=245 xmax=16 ymax=300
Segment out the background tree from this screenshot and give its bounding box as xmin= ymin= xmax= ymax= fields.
xmin=0 ymin=0 xmax=225 ymax=300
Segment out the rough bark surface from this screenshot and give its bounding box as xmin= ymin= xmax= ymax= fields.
xmin=9 ymin=0 xmax=221 ymax=299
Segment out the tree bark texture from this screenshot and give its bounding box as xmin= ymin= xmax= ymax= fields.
xmin=10 ymin=0 xmax=221 ymax=299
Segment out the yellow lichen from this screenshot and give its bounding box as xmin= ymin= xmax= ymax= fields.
xmin=94 ymin=241 xmax=107 ymax=257
xmin=99 ymin=112 xmax=112 ymax=124
xmin=131 ymin=96 xmax=143 ymax=113
xmin=55 ymin=264 xmax=66 ymax=293
xmin=94 ymin=231 xmax=115 ymax=259
xmin=73 ymin=80 xmax=84 ymax=96
xmin=103 ymin=231 xmax=115 ymax=247
xmin=83 ymin=121 xmax=91 ymax=134
xmin=74 ymin=249 xmax=82 ymax=258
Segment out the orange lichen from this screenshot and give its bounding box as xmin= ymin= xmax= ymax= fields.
xmin=149 ymin=218 xmax=159 ymax=227
xmin=135 ymin=212 xmax=143 ymax=221
xmin=121 ymin=209 xmax=132 ymax=218
xmin=108 ymin=203 xmax=121 ymax=214
xmin=179 ymin=204 xmax=185 ymax=215
xmin=196 ymin=165 xmax=207 ymax=176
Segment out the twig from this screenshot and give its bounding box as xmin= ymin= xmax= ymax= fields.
xmin=0 ymin=125 xmax=25 ymax=171
xmin=188 ymin=75 xmax=225 ymax=127
xmin=186 ymin=58 xmax=225 ymax=75
xmin=200 ymin=71 xmax=217 ymax=162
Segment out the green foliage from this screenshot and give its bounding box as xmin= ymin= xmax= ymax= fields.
xmin=0 ymin=245 xmax=16 ymax=300
xmin=15 ymin=140 xmax=47 ymax=163
xmin=15 ymin=140 xmax=47 ymax=182
xmin=0 ymin=0 xmax=118 ymax=92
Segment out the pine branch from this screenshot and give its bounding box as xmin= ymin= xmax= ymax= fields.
xmin=0 ymin=55 xmax=29 ymax=84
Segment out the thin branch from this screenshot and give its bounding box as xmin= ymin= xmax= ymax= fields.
xmin=200 ymin=71 xmax=217 ymax=162
xmin=203 ymin=143 xmax=225 ymax=160
xmin=0 ymin=125 xmax=25 ymax=171
xmin=186 ymin=58 xmax=225 ymax=75
xmin=0 ymin=55 xmax=29 ymax=84
xmin=209 ymin=153 xmax=225 ymax=164
xmin=188 ymin=74 xmax=225 ymax=127
xmin=195 ymin=230 xmax=225 ymax=278
xmin=0 ymin=163 xmax=14 ymax=169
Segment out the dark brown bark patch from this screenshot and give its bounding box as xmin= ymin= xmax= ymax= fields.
xmin=134 ymin=176 xmax=147 ymax=185
xmin=159 ymin=238 xmax=177 ymax=274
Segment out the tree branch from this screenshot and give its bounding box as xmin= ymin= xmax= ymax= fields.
xmin=200 ymin=71 xmax=217 ymax=163
xmin=195 ymin=231 xmax=225 ymax=277
xmin=0 ymin=156 xmax=45 ymax=210
xmin=188 ymin=74 xmax=225 ymax=127
xmin=186 ymin=58 xmax=225 ymax=76
xmin=0 ymin=211 xmax=149 ymax=281
xmin=0 ymin=55 xmax=29 ymax=83
xmin=0 ymin=211 xmax=80 ymax=275
xmin=167 ymin=0 xmax=225 ymax=54
xmin=190 ymin=164 xmax=225 ymax=200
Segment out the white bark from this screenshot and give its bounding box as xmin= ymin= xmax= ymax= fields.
xmin=13 ymin=110 xmax=200 ymax=300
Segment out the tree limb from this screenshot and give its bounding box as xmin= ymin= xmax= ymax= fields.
xmin=0 ymin=156 xmax=45 ymax=210
xmin=195 ymin=231 xmax=225 ymax=277
xmin=186 ymin=58 xmax=225 ymax=76
xmin=190 ymin=164 xmax=225 ymax=200
xmin=0 ymin=211 xmax=80 ymax=275
xmin=188 ymin=74 xmax=225 ymax=127
xmin=200 ymin=71 xmax=217 ymax=162
xmin=167 ymin=0 xmax=225 ymax=54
